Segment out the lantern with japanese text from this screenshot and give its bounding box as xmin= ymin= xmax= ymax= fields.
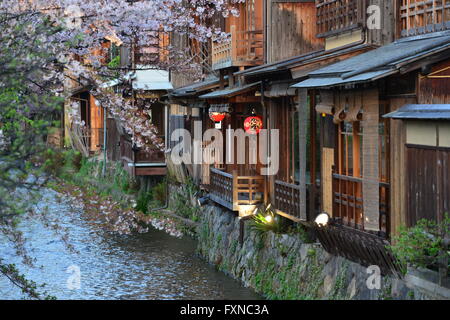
xmin=244 ymin=115 xmax=263 ymax=135
xmin=209 ymin=112 xmax=226 ymax=123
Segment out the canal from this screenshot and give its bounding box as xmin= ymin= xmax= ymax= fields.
xmin=0 ymin=189 xmax=260 ymax=300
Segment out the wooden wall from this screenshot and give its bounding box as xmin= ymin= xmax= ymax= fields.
xmin=267 ymin=0 xmax=324 ymax=63
xmin=406 ymin=146 xmax=450 ymax=226
xmin=388 ymin=96 xmax=416 ymax=236
xmin=418 ymin=59 xmax=450 ymax=104
xmin=89 ymin=94 xmax=104 ymax=152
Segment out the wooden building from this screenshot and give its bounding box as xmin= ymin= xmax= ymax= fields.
xmin=104 ymin=34 xmax=172 ymax=178
xmin=290 ymin=2 xmax=450 ymax=273
xmin=166 ymin=0 xmax=450 ymax=276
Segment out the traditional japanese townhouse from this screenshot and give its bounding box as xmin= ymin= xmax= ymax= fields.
xmin=231 ymin=0 xmax=392 ymax=224
xmin=167 ymin=0 xmax=267 ymax=215
xmin=290 ymin=1 xmax=450 ymax=274
xmin=64 ymin=41 xmax=111 ymax=156
xmin=104 ymin=33 xmax=172 ymax=178
xmin=168 ymin=77 xmax=226 ymax=184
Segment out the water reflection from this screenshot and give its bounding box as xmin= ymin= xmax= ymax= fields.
xmin=0 ymin=189 xmax=260 ymax=300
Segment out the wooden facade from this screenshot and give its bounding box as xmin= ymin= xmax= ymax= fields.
xmin=212 ymin=0 xmax=264 ymax=70
xmin=267 ymin=0 xmax=324 ymax=63
xmin=69 ymin=91 xmax=105 ymax=155
xmin=399 ymin=0 xmax=450 ymax=37
xmin=165 ymin=0 xmax=450 ymax=276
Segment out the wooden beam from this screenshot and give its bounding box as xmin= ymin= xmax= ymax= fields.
xmin=298 ymin=88 xmax=308 ymax=221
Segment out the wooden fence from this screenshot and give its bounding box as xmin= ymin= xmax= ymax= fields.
xmin=313 ymin=223 xmax=404 ymax=276
xmin=332 ymin=173 xmax=390 ymax=236
xmin=209 ymin=168 xmax=264 ymax=211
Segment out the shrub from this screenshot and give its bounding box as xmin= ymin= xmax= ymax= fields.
xmin=41 ymin=148 xmax=65 ymax=175
xmin=152 ymin=180 xmax=167 ymax=205
xmin=136 ymin=190 xmax=152 ymax=214
xmin=250 ymin=204 xmax=283 ymax=234
xmin=391 ymin=214 xmax=450 ymax=274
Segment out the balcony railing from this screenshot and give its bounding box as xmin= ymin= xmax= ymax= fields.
xmin=209 ymin=168 xmax=265 ymax=211
xmin=316 ymin=0 xmax=367 ymax=38
xmin=212 ymin=25 xmax=264 ymax=70
xmin=274 ymin=180 xmax=302 ymax=220
xmin=120 ymin=136 xmax=166 ymax=176
xmin=400 ymin=0 xmax=450 ymax=37
xmin=332 ymin=173 xmax=389 ymax=236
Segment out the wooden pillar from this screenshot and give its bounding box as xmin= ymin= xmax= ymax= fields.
xmin=298 ymin=89 xmax=308 ymax=221
xmin=362 ymin=88 xmax=380 ymax=232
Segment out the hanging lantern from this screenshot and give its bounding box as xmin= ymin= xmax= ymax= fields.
xmin=244 ymin=115 xmax=263 ymax=135
xmin=209 ymin=112 xmax=226 ymax=123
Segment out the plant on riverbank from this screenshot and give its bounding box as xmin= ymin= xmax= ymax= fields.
xmin=390 ymin=214 xmax=450 ymax=275
xmin=250 ymin=205 xmax=283 ymax=234
xmin=170 ymin=178 xmax=200 ymax=221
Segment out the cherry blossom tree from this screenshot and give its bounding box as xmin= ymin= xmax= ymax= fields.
xmin=0 ymin=0 xmax=245 ymax=299
xmin=3 ymin=0 xmax=244 ymax=151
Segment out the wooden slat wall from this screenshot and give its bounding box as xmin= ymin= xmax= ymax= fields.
xmin=322 ymin=147 xmax=335 ymax=215
xmin=106 ymin=118 xmax=121 ymax=161
xmin=406 ymin=145 xmax=450 ymax=226
xmin=439 ymin=149 xmax=450 ymax=220
xmin=419 ymin=59 xmax=450 ymax=104
xmin=406 ymin=146 xmax=438 ymax=226
xmin=89 ymin=94 xmax=104 ymax=152
xmin=361 ymin=89 xmax=380 ymax=232
xmin=388 ymin=97 xmax=416 ymax=236
xmin=268 ymin=1 xmax=324 ymax=63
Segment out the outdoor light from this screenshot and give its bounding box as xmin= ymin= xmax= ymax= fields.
xmin=315 ymin=212 xmax=330 ymax=227
xmin=265 ymin=215 xmax=273 ymax=223
xmin=197 ymin=194 xmax=210 ymax=207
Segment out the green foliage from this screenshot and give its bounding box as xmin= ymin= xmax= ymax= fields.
xmin=152 ymin=180 xmax=167 ymax=205
xmin=40 ymin=148 xmax=66 ymax=176
xmin=250 ymin=205 xmax=283 ymax=234
xmin=107 ymin=55 xmax=120 ymax=69
xmin=287 ymin=223 xmax=315 ymax=243
xmin=136 ymin=190 xmax=153 ymax=214
xmin=170 ymin=177 xmax=200 ymax=221
xmin=390 ymin=214 xmax=450 ymax=274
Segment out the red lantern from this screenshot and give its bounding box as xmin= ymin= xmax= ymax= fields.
xmin=209 ymin=112 xmax=226 ymax=123
xmin=244 ymin=115 xmax=263 ymax=135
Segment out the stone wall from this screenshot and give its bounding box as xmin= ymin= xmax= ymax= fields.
xmin=196 ymin=204 xmax=448 ymax=300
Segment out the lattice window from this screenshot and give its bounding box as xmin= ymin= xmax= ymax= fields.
xmin=399 ymin=0 xmax=450 ymax=36
xmin=316 ymin=0 xmax=366 ymax=37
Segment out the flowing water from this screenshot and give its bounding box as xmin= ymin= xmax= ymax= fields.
xmin=0 ymin=189 xmax=260 ymax=300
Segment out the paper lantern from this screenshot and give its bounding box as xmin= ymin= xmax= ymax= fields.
xmin=244 ymin=115 xmax=263 ymax=135
xmin=209 ymin=112 xmax=226 ymax=123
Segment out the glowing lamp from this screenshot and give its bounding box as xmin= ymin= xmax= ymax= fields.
xmin=244 ymin=115 xmax=263 ymax=135
xmin=315 ymin=212 xmax=330 ymax=227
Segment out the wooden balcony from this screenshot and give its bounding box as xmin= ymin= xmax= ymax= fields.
xmin=209 ymin=167 xmax=265 ymax=211
xmin=274 ymin=180 xmax=302 ymax=220
xmin=212 ymin=25 xmax=264 ymax=71
xmin=316 ymin=0 xmax=367 ymax=38
xmin=332 ymin=173 xmax=390 ymax=236
xmin=400 ymin=0 xmax=450 ymax=37
xmin=120 ymin=136 xmax=166 ymax=177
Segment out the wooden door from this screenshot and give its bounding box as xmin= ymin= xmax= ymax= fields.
xmin=406 ymin=146 xmax=450 ymax=226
